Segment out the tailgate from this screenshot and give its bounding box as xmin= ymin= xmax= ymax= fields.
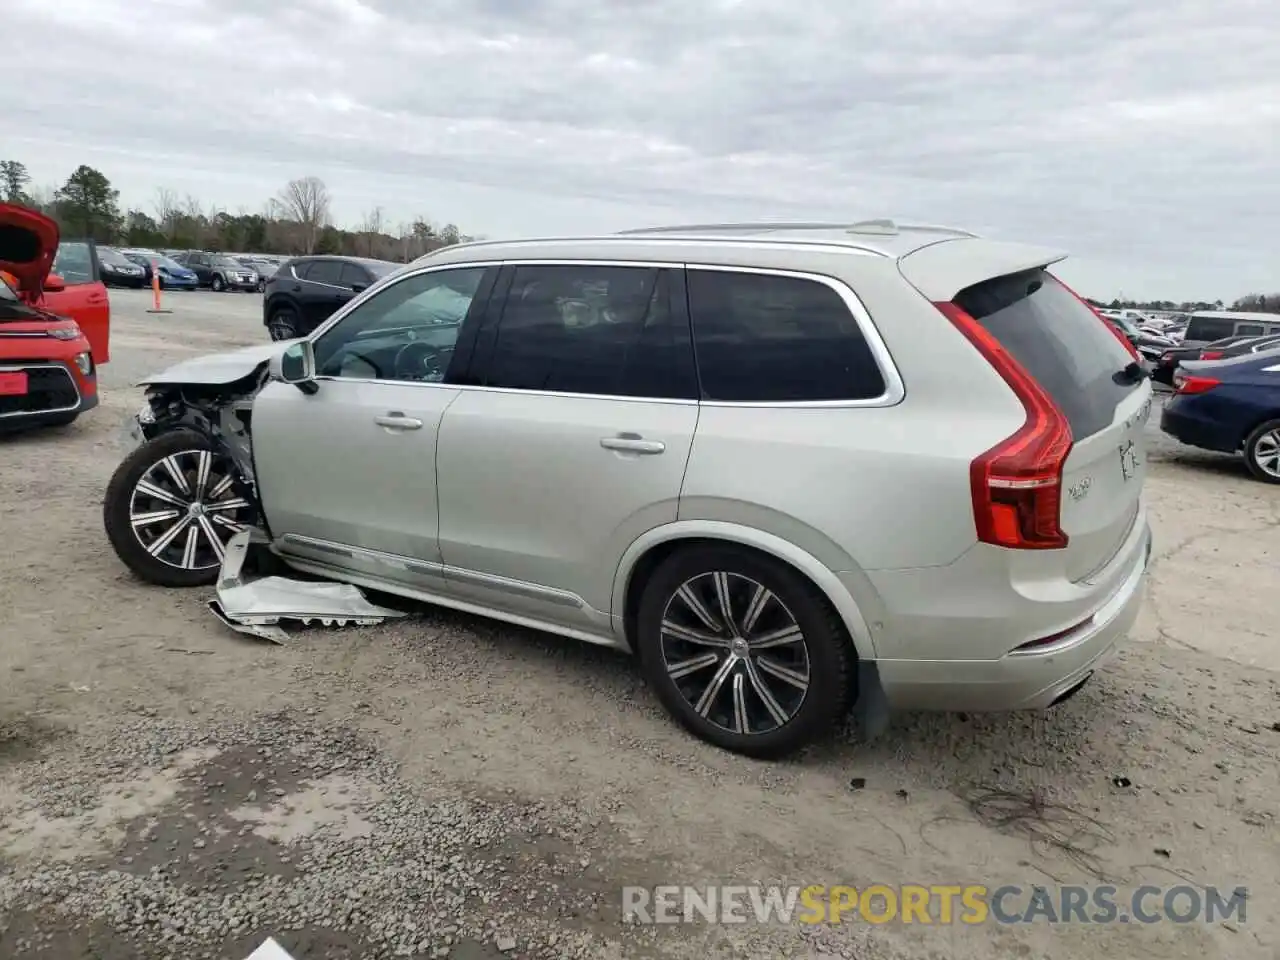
xmin=916 ymin=250 xmax=1150 ymax=581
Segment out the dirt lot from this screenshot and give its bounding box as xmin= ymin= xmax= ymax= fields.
xmin=1 ymin=288 xmax=1277 ymax=960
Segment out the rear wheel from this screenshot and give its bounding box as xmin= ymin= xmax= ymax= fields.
xmin=1243 ymin=419 xmax=1280 ymax=484
xmin=634 ymin=545 xmax=855 ymax=758
xmin=210 ymin=274 xmax=226 ymax=292
xmin=103 ymin=430 xmax=255 ymax=587
xmin=268 ymin=307 xmax=300 ymax=341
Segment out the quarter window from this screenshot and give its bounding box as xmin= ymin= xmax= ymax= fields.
xmin=312 ymin=267 xmax=487 ymax=383
xmin=686 ymin=269 xmax=886 ymax=402
xmin=483 ymin=265 xmax=696 ymax=399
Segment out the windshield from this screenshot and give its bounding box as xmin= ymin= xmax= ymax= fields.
xmin=99 ymin=248 xmax=133 ymax=266
xmin=1111 ymin=315 xmax=1141 ymax=338
xmin=365 ymin=261 xmax=400 ymax=279
xmin=213 ymin=256 xmax=243 ymax=269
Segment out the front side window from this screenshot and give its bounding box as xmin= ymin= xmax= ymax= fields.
xmin=482 ymin=264 xmax=695 ymax=399
xmin=51 ymin=241 xmax=95 ymax=284
xmin=1236 ymin=324 xmax=1265 ymax=336
xmin=686 ymin=269 xmax=887 ymax=403
xmin=313 ymin=266 xmax=487 ymax=383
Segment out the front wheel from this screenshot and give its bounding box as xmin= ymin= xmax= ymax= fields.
xmin=634 ymin=545 xmax=856 ymax=758
xmin=210 ymin=275 xmax=226 ymax=292
xmin=103 ymin=430 xmax=255 ymax=587
xmin=1244 ymin=419 xmax=1280 ymax=484
xmin=267 ymin=307 xmax=300 ymax=341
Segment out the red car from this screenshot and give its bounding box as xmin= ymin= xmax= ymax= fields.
xmin=0 ymin=203 xmax=110 ymax=432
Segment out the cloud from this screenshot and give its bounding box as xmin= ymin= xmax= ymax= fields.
xmin=7 ymin=0 xmax=1279 ymax=298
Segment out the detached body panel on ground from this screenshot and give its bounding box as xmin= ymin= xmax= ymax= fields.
xmin=104 ymin=221 xmax=1152 ymax=757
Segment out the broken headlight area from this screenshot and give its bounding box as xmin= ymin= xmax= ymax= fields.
xmin=136 ymin=371 xmax=266 ymax=522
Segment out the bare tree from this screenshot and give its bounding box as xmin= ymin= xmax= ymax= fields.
xmin=277 ymin=177 xmax=331 ymax=254
xmin=153 ymin=187 xmax=179 ymax=240
xmin=359 ymin=206 xmax=385 ymax=257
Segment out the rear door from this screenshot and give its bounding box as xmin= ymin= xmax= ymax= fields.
xmin=434 ymin=261 xmax=699 ymax=631
xmin=297 ymin=259 xmax=350 ymax=329
xmin=46 ymin=239 xmax=110 ymax=365
xmin=950 ymin=268 xmax=1152 ymax=581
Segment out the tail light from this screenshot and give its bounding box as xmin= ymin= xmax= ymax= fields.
xmin=1174 ymin=373 xmax=1220 ymax=395
xmin=934 ymin=301 xmax=1072 ymax=550
xmin=1199 ymin=350 xmax=1224 ymax=360
xmin=1057 ymin=281 xmax=1141 ymax=361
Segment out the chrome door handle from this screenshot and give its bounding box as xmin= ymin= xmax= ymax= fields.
xmin=374 ymin=413 xmax=424 ymax=431
xmin=600 ymin=435 xmax=665 ymax=455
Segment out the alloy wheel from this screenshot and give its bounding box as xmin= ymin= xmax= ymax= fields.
xmin=659 ymin=571 xmax=811 ymax=735
xmin=128 ymin=449 xmax=251 ymax=571
xmin=1252 ymin=429 xmax=1280 ymax=478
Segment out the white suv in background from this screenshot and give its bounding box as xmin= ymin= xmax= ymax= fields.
xmin=104 ymin=220 xmax=1154 ymax=757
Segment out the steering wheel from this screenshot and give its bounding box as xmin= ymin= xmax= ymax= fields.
xmin=393 ymin=341 xmax=446 ymax=382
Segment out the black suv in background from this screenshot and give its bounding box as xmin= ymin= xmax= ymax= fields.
xmin=262 ymin=255 xmax=399 ymax=340
xmin=172 ymin=251 xmax=260 ymax=292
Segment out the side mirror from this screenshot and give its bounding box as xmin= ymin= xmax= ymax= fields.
xmin=44 ymin=273 xmax=67 ymax=293
xmin=271 ymin=340 xmax=318 ymax=395
xmin=350 ymin=282 xmax=369 ymax=294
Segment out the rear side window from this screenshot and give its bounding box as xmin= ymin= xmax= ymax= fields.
xmin=1185 ymin=317 xmax=1235 ymax=341
xmin=954 ymin=269 xmax=1136 ymax=439
xmin=305 ymin=261 xmax=343 ymax=285
xmin=484 ymin=264 xmax=696 ymax=399
xmin=686 ymin=270 xmax=886 ymax=402
xmin=1236 ymin=323 xmax=1265 ymax=336
xmin=338 ymin=263 xmax=369 ymax=288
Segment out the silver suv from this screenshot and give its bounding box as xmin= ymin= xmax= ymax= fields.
xmin=103 ymin=221 xmax=1154 ymax=757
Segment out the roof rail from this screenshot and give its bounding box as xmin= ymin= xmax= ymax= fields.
xmin=619 ymin=220 xmax=980 ymax=239
xmin=618 ymin=222 xmax=855 ymax=235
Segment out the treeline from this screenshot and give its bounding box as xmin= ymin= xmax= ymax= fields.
xmin=0 ymin=159 xmax=478 ymax=262
xmin=1103 ymin=295 xmax=1280 ymax=315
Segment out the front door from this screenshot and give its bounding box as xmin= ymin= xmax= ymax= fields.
xmin=251 ymin=263 xmax=497 ymax=589
xmin=47 ymin=239 xmax=110 ymax=364
xmin=435 ymin=262 xmax=700 ymax=634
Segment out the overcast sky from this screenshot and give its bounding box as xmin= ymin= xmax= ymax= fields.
xmin=7 ymin=0 xmax=1279 ymax=301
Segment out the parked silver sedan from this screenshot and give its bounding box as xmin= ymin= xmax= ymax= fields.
xmin=102 ymin=221 xmax=1153 ymax=757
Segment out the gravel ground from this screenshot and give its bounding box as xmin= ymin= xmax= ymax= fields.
xmin=1 ymin=289 xmax=1277 ymax=959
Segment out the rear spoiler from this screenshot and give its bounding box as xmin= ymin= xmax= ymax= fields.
xmin=896 ymin=238 xmax=1068 ymax=303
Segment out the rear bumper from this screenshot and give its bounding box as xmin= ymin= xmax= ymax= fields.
xmin=871 ymin=520 xmax=1152 ymax=712
xmin=1160 ymin=402 xmax=1237 ymax=453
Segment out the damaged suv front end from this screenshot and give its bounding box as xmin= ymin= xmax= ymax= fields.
xmin=108 ymin=340 xmax=403 ymax=636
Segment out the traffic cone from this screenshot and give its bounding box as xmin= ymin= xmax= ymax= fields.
xmin=146 ymin=259 xmax=172 ymax=314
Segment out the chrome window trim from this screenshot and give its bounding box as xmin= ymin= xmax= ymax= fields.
xmin=303 ymin=257 xmax=905 ymax=410
xmin=0 ymin=362 xmax=82 ymax=419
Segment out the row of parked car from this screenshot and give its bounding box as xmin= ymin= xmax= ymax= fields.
xmin=97 ymin=248 xmax=289 ymax=294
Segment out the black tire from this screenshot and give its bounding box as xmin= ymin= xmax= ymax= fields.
xmin=634 ymin=544 xmax=856 ymax=758
xmin=267 ymin=307 xmax=300 ymax=341
xmin=210 ymin=274 xmax=226 ymax=292
xmin=103 ymin=430 xmax=254 ymax=587
xmin=1243 ymin=418 xmax=1280 ymax=484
